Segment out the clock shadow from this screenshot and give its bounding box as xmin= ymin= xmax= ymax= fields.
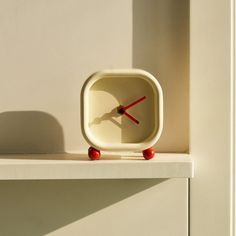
xmin=0 ymin=111 xmax=65 ymax=154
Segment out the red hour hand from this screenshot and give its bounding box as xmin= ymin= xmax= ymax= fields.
xmin=123 ymin=111 xmax=139 ymax=124
xmin=117 ymin=106 xmax=139 ymax=124
xmin=117 ymin=96 xmax=146 ymax=125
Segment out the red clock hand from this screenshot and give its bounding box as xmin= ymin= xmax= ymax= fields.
xmin=123 ymin=111 xmax=139 ymax=124
xmin=117 ymin=96 xmax=146 ymax=125
xmin=117 ymin=106 xmax=139 ymax=124
xmin=122 ymin=96 xmax=146 ymax=110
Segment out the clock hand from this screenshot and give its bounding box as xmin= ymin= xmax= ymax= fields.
xmin=117 ymin=106 xmax=139 ymax=124
xmin=117 ymin=96 xmax=145 ymax=124
xmin=122 ymin=96 xmax=146 ymax=110
xmin=123 ymin=111 xmax=139 ymax=124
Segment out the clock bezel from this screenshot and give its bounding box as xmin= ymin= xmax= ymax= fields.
xmin=81 ymin=69 xmax=163 ymax=151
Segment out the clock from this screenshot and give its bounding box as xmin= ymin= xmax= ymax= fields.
xmin=81 ymin=69 xmax=163 ymax=160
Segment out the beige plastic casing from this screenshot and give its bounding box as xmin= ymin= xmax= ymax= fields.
xmin=81 ymin=69 xmax=163 ymax=151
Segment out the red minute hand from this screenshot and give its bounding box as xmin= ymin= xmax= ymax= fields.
xmin=123 ymin=96 xmax=146 ymax=110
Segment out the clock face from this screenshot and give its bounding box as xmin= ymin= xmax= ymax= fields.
xmin=81 ymin=70 xmax=163 ymax=151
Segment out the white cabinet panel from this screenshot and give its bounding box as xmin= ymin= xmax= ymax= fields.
xmin=190 ymin=0 xmax=231 ymax=235
xmin=0 ymin=179 xmax=188 ymax=236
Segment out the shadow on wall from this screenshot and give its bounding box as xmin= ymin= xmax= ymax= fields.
xmin=0 ymin=179 xmax=167 ymax=236
xmin=0 ymin=111 xmax=64 ymax=153
xmin=133 ymin=0 xmax=189 ymax=152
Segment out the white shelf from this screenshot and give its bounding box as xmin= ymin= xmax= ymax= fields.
xmin=0 ymin=153 xmax=193 ymax=180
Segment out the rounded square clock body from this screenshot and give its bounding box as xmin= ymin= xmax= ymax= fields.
xmin=81 ymin=69 xmax=163 ymax=160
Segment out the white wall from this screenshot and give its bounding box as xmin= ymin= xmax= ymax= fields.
xmin=0 ymin=0 xmax=132 ymax=153
xmin=0 ymin=0 xmax=189 ymax=154
xmin=0 ymin=1 xmax=189 ymax=236
xmin=133 ymin=0 xmax=189 ymax=153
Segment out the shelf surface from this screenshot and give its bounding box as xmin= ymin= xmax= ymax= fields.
xmin=0 ymin=153 xmax=193 ymax=180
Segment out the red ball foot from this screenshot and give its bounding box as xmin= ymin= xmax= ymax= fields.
xmin=88 ymin=147 xmax=101 ymax=160
xmin=142 ymin=147 xmax=155 ymax=160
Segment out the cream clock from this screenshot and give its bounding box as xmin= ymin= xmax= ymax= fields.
xmin=81 ymin=69 xmax=163 ymax=160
